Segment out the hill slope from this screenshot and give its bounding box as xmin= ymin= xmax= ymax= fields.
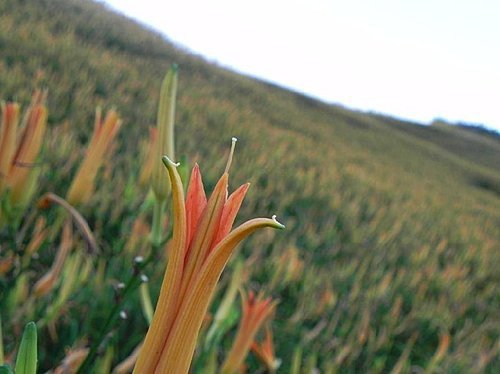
xmin=1 ymin=0 xmax=499 ymax=372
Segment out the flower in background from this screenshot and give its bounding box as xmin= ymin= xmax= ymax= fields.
xmin=66 ymin=108 xmax=121 ymax=206
xmin=269 ymin=245 xmax=304 ymax=289
xmin=53 ymin=347 xmax=89 ymax=374
xmin=0 ymin=91 xmax=47 ymax=212
xmin=221 ymin=290 xmax=278 ymax=374
xmin=33 ymin=220 xmax=73 ymax=298
xmin=134 ymin=140 xmax=284 ymax=373
xmin=314 ymin=283 xmax=336 ymax=316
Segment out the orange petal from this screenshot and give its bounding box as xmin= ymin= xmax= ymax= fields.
xmin=134 ymin=156 xmax=187 ymax=373
xmin=213 ymin=183 xmax=250 ymax=248
xmin=178 ymin=172 xmax=228 ymax=305
xmin=185 ymin=163 xmax=207 ymax=249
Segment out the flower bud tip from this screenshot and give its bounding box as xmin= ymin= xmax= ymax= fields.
xmin=272 ymin=215 xmax=285 ymax=229
xmin=162 ymin=155 xmax=180 ymax=168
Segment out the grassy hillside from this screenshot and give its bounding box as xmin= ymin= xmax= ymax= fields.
xmin=1 ymin=0 xmax=499 ymax=372
xmin=374 ymin=115 xmax=500 ymax=173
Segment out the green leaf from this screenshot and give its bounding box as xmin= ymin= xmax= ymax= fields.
xmin=15 ymin=322 xmax=37 ymax=374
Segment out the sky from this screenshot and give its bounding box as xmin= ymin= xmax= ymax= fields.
xmin=102 ymin=0 xmax=500 ymax=131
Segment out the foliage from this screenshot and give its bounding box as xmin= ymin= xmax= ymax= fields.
xmin=0 ymin=0 xmax=499 ymax=372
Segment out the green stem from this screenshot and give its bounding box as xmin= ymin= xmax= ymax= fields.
xmin=0 ymin=316 xmax=4 ymax=364
xmin=76 ymin=228 xmax=171 ymax=373
xmin=78 ymin=194 xmax=169 ymax=372
xmin=150 ymin=198 xmax=165 ymax=248
xmin=76 ymin=270 xmax=142 ymax=373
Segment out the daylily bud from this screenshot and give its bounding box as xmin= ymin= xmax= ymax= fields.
xmin=151 ymin=64 xmax=178 ymax=201
xmin=0 ymin=91 xmax=47 ymax=211
xmin=0 ymin=103 xmax=20 ymax=193
xmin=8 ymin=107 xmax=47 ymax=206
xmin=66 ymin=108 xmax=121 ymax=206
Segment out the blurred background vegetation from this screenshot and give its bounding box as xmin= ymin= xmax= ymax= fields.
xmin=1 ymin=0 xmax=499 ymax=372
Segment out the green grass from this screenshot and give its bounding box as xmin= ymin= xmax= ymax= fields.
xmin=1 ymin=0 xmax=499 ymax=372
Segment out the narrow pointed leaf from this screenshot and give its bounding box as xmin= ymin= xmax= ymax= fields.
xmin=15 ymin=322 xmax=37 ymax=374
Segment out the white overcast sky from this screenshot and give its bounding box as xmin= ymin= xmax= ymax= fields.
xmin=102 ymin=0 xmax=500 ymax=131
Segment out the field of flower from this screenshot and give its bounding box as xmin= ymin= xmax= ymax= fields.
xmin=1 ymin=0 xmax=499 ymax=372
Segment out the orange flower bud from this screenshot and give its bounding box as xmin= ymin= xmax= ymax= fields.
xmin=66 ymin=109 xmax=121 ymax=205
xmin=0 ymin=91 xmax=47 ymax=208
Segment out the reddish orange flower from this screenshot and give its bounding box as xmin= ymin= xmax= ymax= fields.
xmin=221 ymin=291 xmax=278 ymax=373
xmin=134 ymin=147 xmax=284 ymax=373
